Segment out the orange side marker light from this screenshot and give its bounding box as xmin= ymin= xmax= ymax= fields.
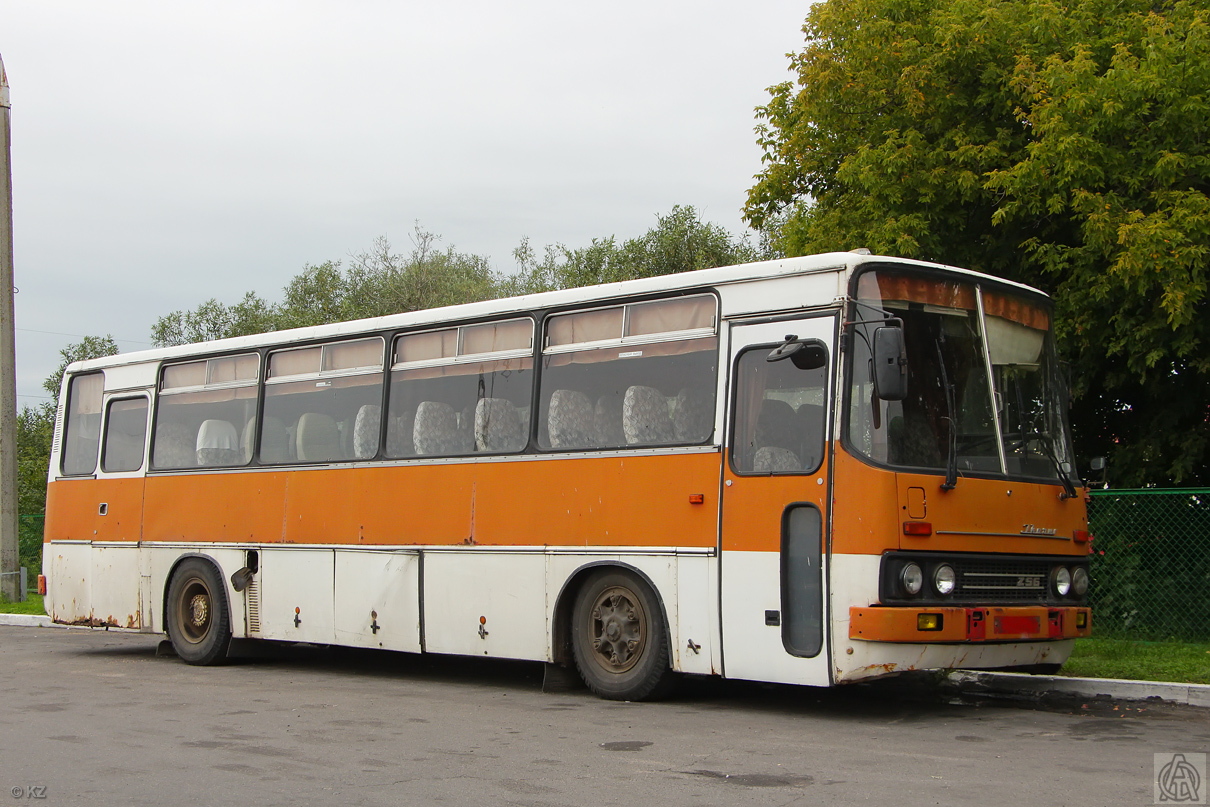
xmin=689 ymin=494 xmax=705 ymax=504
xmin=903 ymin=521 xmax=932 ymax=537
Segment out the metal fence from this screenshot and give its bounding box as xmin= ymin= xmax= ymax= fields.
xmin=1087 ymin=488 xmax=1210 ymax=642
xmin=18 ymin=514 xmax=43 ymax=581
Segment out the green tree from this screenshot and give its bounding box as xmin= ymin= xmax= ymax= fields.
xmin=745 ymin=0 xmax=1210 ymax=486
xmin=151 ymin=226 xmax=503 ymax=346
xmin=342 ymin=227 xmax=499 ymax=317
xmin=153 ymin=209 xmax=759 ymax=346
xmin=44 ymin=335 xmax=120 ymax=399
xmin=151 ymin=292 xmax=276 ymax=347
xmin=16 ymin=404 xmax=53 ymax=572
xmin=507 ymin=205 xmax=764 ymax=293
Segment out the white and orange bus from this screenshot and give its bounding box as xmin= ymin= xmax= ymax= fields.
xmin=43 ymin=252 xmax=1091 ymax=699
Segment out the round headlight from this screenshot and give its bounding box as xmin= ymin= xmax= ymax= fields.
xmin=933 ymin=564 xmax=956 ymax=596
xmin=901 ymin=562 xmax=924 ymax=596
xmin=1052 ymin=566 xmax=1072 ymax=597
xmin=1071 ymin=567 xmax=1089 ymax=597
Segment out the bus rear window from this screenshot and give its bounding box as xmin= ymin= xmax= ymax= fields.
xmin=61 ymin=373 xmax=104 ymax=475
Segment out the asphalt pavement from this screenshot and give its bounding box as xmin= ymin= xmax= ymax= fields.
xmin=1 ymin=624 xmax=1206 ymax=807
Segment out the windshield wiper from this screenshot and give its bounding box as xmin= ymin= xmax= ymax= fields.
xmin=1009 ymin=429 xmax=1078 ymax=499
xmin=935 ymin=339 xmax=958 ymax=490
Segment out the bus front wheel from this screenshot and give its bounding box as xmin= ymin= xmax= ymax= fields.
xmin=165 ymin=558 xmax=232 ymax=665
xmin=571 ymin=569 xmax=674 ymax=700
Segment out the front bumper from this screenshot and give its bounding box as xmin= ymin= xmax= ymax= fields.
xmin=849 ymin=605 xmax=1091 ymax=643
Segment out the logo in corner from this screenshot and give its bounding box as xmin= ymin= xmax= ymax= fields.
xmin=1020 ymin=524 xmax=1057 ymax=536
xmin=1156 ymin=753 xmax=1206 ymax=804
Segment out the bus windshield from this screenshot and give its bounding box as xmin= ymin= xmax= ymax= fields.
xmin=846 ymin=267 xmax=1076 ymax=485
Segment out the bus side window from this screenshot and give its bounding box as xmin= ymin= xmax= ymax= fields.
xmin=153 ymin=354 xmax=259 ymax=470
xmin=732 ymin=346 xmax=828 ymax=475
xmin=539 ymin=296 xmax=718 ymax=451
xmin=262 ymin=339 xmax=385 ymax=465
xmin=386 ymin=320 xmax=534 ymax=459
xmin=61 ymin=373 xmax=104 ymax=476
xmin=101 ymin=397 xmax=149 ymax=473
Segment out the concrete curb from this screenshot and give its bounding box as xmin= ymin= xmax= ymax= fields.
xmin=0 ymin=613 xmax=53 ymax=628
xmin=950 ymin=670 xmax=1210 ymax=708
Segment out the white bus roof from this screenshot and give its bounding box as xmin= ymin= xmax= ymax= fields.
xmin=66 ymin=252 xmax=1048 ymax=374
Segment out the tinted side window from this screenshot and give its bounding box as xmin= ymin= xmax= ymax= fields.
xmin=539 ymin=296 xmax=718 ymax=451
xmin=153 ymin=354 xmax=259 ymax=469
xmin=102 ymin=397 xmax=149 ymax=473
xmin=62 ymin=373 xmax=104 ymax=475
xmin=386 ymin=320 xmax=534 ymax=458
xmin=262 ymin=339 xmax=384 ymax=464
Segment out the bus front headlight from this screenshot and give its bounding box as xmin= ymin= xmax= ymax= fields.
xmin=932 ymin=564 xmax=956 ymax=596
xmin=1051 ymin=566 xmax=1072 ymax=597
xmin=1071 ymin=567 xmax=1089 ymax=598
xmin=901 ymin=562 xmax=924 ymax=596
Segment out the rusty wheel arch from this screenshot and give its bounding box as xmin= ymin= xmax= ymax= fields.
xmin=550 ymin=561 xmax=671 ymax=667
xmin=160 ymin=553 xmax=232 ymax=636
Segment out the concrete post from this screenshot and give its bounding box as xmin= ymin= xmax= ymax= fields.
xmin=0 ymin=55 xmax=22 ymax=602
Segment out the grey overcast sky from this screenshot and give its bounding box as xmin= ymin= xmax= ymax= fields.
xmin=3 ymin=1 xmax=809 ymax=404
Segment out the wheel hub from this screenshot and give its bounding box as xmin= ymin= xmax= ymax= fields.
xmin=189 ymin=593 xmax=209 ymax=628
xmin=589 ymin=587 xmax=646 ymax=673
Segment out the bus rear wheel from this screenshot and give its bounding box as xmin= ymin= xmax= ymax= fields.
xmin=571 ymin=569 xmax=674 ymax=700
xmin=166 ymin=558 xmax=232 ymax=665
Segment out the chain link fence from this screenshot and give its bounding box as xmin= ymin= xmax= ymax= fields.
xmin=1087 ymin=488 xmax=1210 ymax=642
xmin=18 ymin=514 xmax=43 ymax=580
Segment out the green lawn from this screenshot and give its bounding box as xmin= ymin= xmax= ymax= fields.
xmin=0 ymin=592 xmax=45 ymax=616
xmin=1061 ymin=637 xmax=1210 ymax=685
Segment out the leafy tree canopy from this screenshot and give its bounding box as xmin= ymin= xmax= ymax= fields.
xmin=509 ymin=205 xmax=763 ymax=293
xmin=745 ymin=0 xmax=1210 ymax=486
xmin=44 ymin=334 xmax=119 ymax=398
xmin=152 ymin=207 xmax=761 ymax=346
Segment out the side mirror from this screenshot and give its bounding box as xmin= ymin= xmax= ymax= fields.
xmin=767 ymin=335 xmax=828 ymax=371
xmin=1089 ymin=457 xmax=1106 ymax=472
xmin=872 ymin=326 xmax=907 ymax=401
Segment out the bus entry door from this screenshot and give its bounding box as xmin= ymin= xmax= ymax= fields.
xmin=720 ymin=316 xmax=834 ymax=686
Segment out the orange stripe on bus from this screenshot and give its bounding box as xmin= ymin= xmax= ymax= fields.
xmin=46 ymin=451 xmax=724 ymax=548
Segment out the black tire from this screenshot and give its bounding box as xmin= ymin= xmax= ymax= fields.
xmin=165 ymin=558 xmax=232 ymax=665
xmin=571 ymin=569 xmax=676 ymax=701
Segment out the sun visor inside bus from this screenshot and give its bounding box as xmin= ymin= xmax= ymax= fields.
xmin=984 ymin=315 xmax=1044 ymax=367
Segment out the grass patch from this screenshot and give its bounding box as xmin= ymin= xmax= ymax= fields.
xmin=1061 ymin=637 xmax=1210 ymax=685
xmin=0 ymin=592 xmax=45 ymax=616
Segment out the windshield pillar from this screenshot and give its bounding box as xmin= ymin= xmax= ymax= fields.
xmin=975 ymin=287 xmax=1007 ymax=476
